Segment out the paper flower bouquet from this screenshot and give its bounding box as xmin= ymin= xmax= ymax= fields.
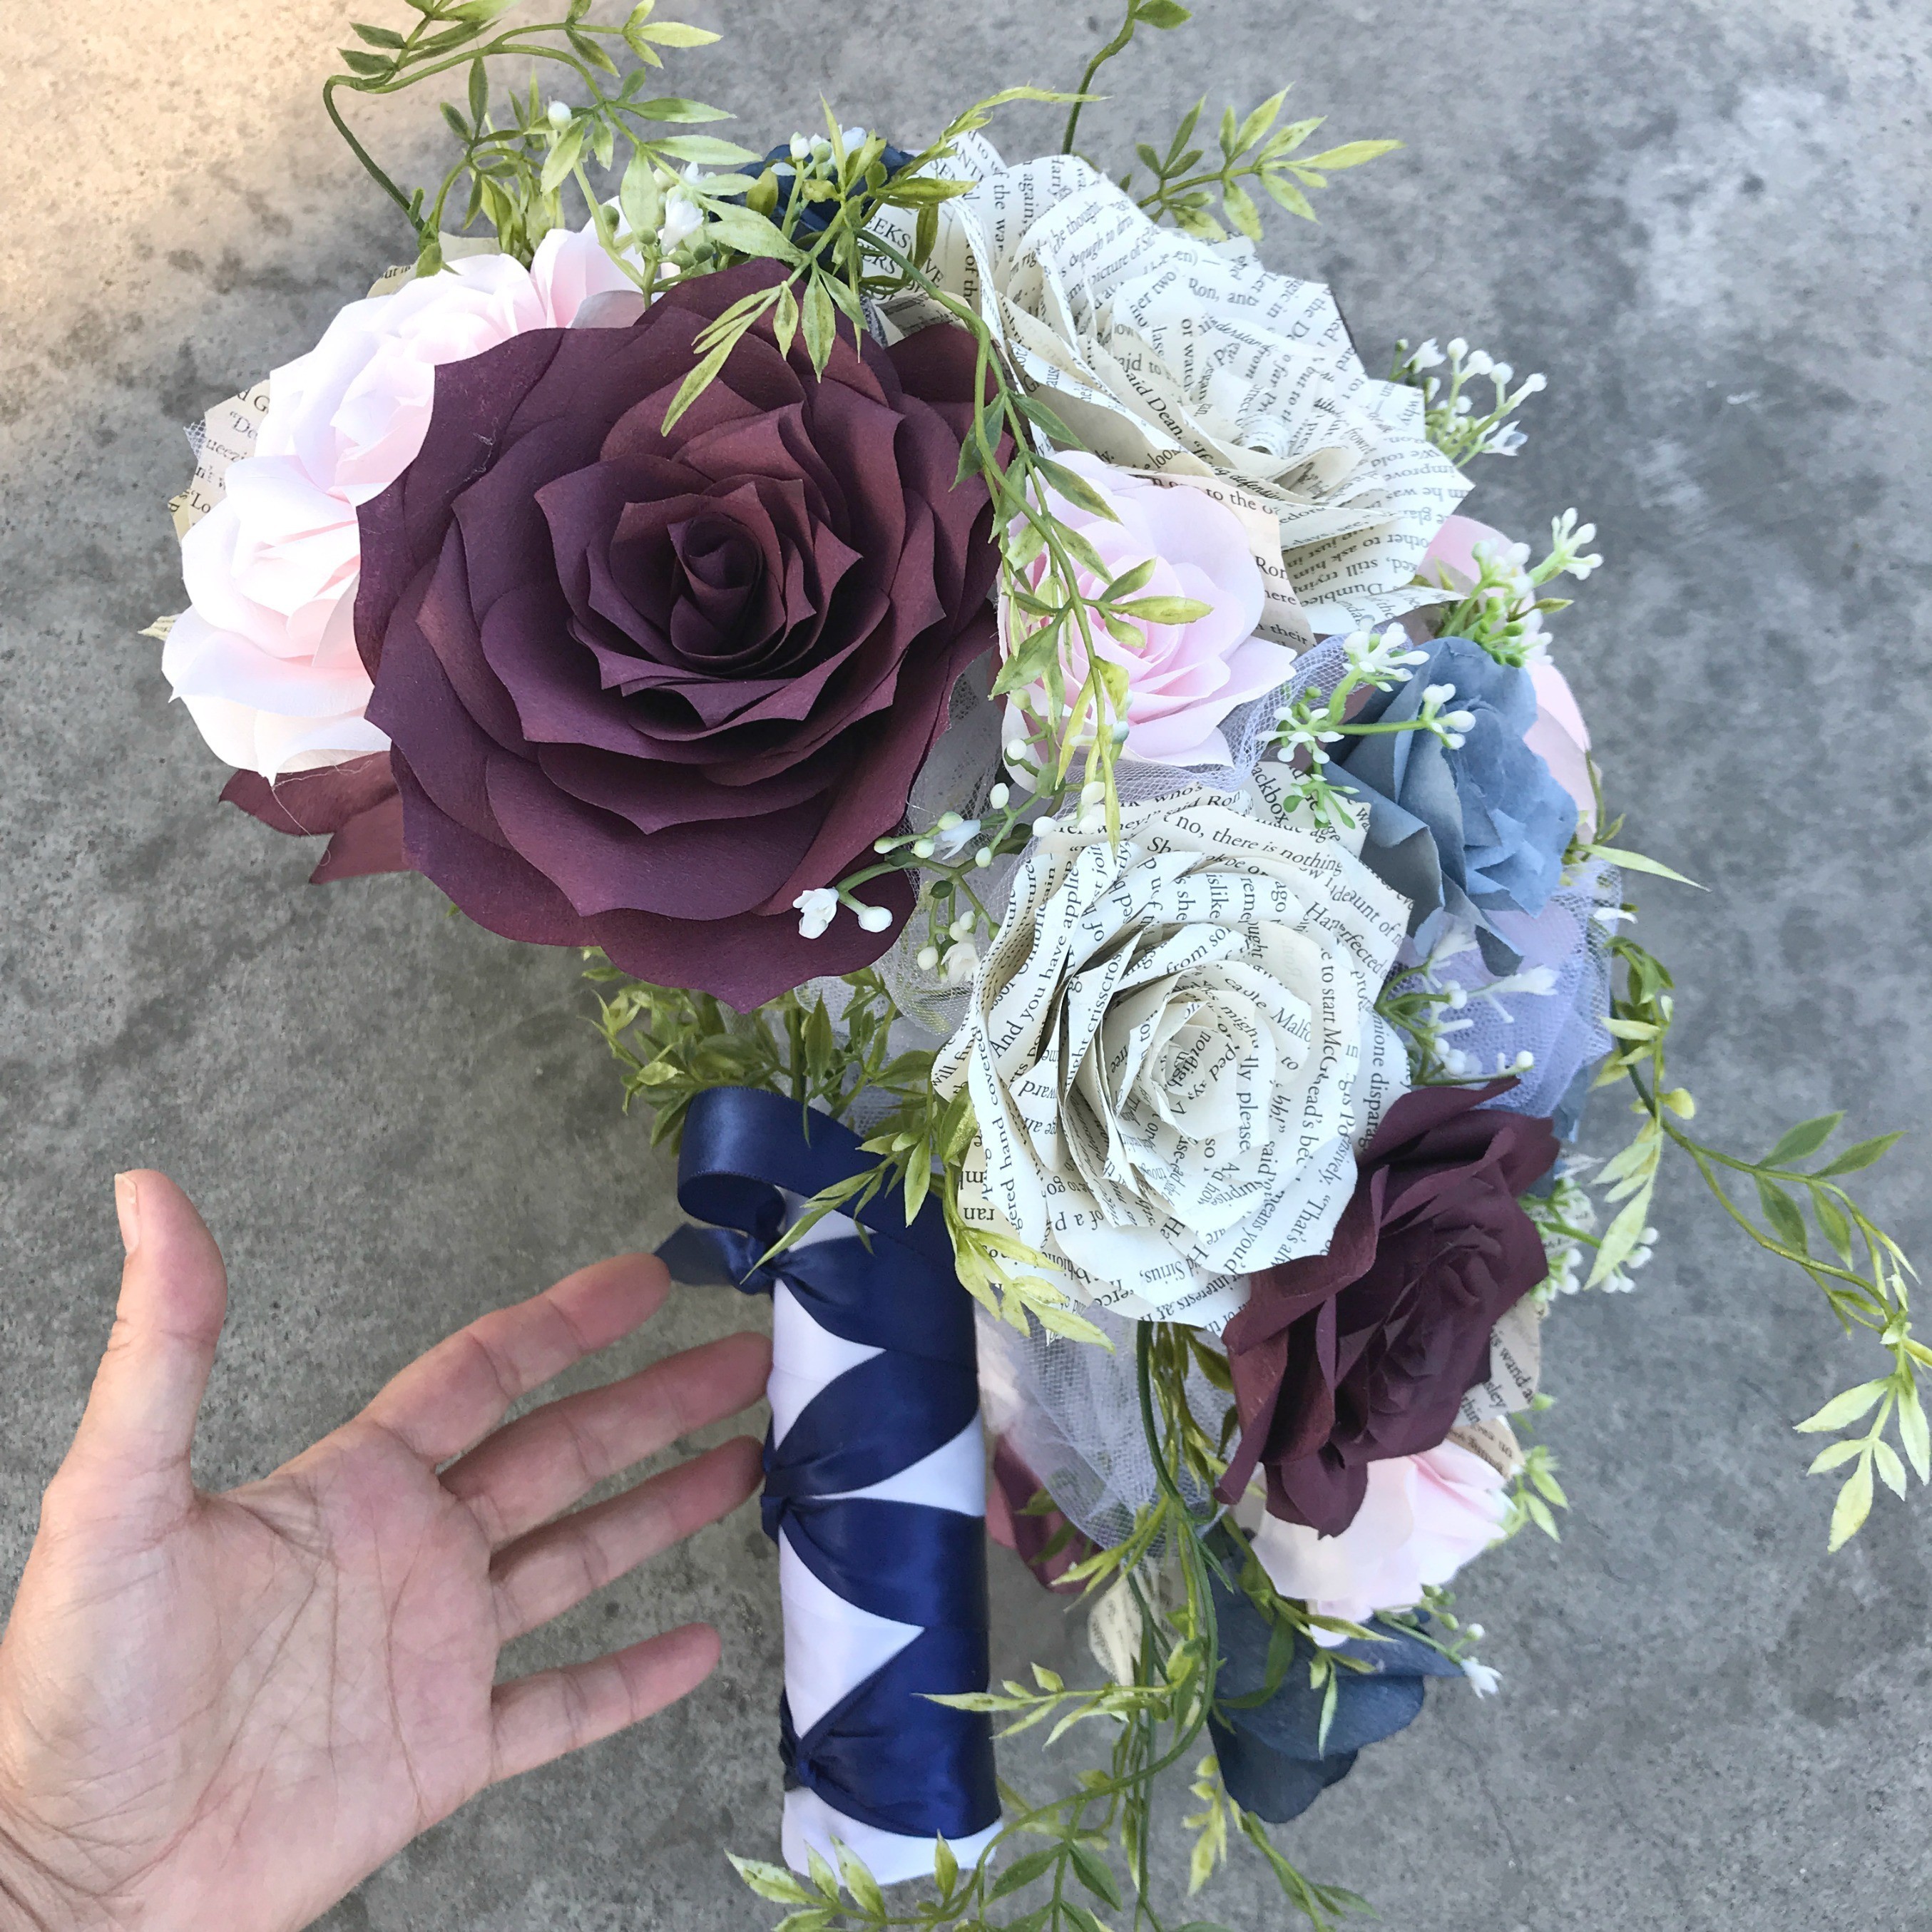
xmin=145 ymin=2 xmax=1928 ymax=1922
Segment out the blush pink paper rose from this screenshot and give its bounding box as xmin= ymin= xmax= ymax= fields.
xmin=1242 ymin=1440 xmax=1508 ymax=1628
xmin=1005 ymin=452 xmax=1297 ymax=767
xmin=163 ymin=226 xmax=637 ymax=786
xmin=1424 ymin=513 xmax=1596 ymax=838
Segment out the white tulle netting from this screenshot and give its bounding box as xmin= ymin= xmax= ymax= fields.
xmin=979 ymin=1303 xmax=1234 ymax=1548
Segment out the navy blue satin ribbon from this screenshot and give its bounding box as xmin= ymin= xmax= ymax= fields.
xmin=658 ymin=1085 xmax=998 ymax=1843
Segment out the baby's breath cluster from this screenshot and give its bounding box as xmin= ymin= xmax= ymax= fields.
xmin=1430 ymin=508 xmax=1605 ymax=669
xmin=1266 ymin=625 xmax=1471 ymax=829
xmin=1393 ymin=335 xmax=1547 ymax=464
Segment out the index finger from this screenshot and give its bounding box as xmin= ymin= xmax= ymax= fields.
xmin=362 ymin=1252 xmax=670 ymax=1465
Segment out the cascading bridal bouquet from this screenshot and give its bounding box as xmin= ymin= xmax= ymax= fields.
xmin=143 ymin=1 xmax=1929 ymax=1923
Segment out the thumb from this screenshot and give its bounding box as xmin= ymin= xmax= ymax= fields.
xmin=64 ymin=1171 xmax=229 ymax=1491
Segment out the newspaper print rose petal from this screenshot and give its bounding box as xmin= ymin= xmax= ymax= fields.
xmin=934 ymin=784 xmax=1411 ymax=1329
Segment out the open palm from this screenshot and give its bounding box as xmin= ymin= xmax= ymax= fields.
xmin=0 ymin=1171 xmax=768 ymax=1932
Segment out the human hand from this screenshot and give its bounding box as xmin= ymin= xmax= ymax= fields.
xmin=0 ymin=1171 xmax=769 ymax=1932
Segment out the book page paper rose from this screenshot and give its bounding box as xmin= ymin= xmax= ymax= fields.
xmin=877 ymin=138 xmax=1469 ymax=633
xmin=935 ymin=782 xmax=1411 ymax=1327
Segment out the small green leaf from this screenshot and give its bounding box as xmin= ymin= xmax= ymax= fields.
xmin=1033 ymin=457 xmax=1120 ymax=521
xmin=804 ymin=1843 xmax=841 ymax=1902
xmin=540 ymin=123 xmax=585 ymax=195
xmin=1068 ymin=1841 xmax=1124 ymax=1909
xmin=338 ymin=47 xmax=395 ymax=76
xmin=1794 ymin=1379 xmax=1888 ymax=1433
xmin=659 ymin=329 xmax=740 ymax=433
xmin=1232 ymin=89 xmax=1289 ymax=160
xmin=651 ymin=134 xmax=760 ymax=163
xmin=1221 ymin=178 xmax=1263 ymax=242
xmin=633 ymin=19 xmax=722 ymax=45
xmin=990 ymin=1847 xmax=1060 ymax=1899
xmin=1297 ymin=138 xmax=1402 ymax=170
xmin=1806 ymin=1438 xmax=1865 ymax=1474
xmin=835 ymin=1841 xmax=886 ymax=1918
xmin=1874 ymin=1437 xmax=1908 ymax=1498
xmin=706 ymin=204 xmax=806 ymax=262
xmin=619 ymin=147 xmax=664 ymax=240
xmin=1135 ymin=0 xmax=1193 ymax=24
xmin=802 ymin=273 xmax=837 ymax=373
xmin=1896 ymin=1382 xmax=1930 ymax=1482
xmin=1765 ymin=1113 xmax=1844 ymax=1167
xmin=772 ymin=280 xmax=799 ymax=356
xmin=1260 ymin=171 xmax=1316 ymax=220
xmin=441 ymin=102 xmax=471 ymax=141
xmin=1115 ymin=594 xmax=1214 ymax=626
xmin=727 ymin=1854 xmax=815 ymax=1906
xmin=1755 ymin=1178 xmax=1809 ymax=1253
xmin=1579 ymin=843 xmax=1706 ymax=889
xmin=1829 ymin=1453 xmax=1874 ymax=1550
xmin=352 ymin=21 xmax=408 ymax=47
xmin=466 ymin=56 xmax=489 ymax=126
xmin=1812 ymin=1192 xmax=1854 ymax=1262
xmin=628 ymin=95 xmax=735 ymax=123
xmin=1816 ymin=1131 xmax=1906 ymax=1177
xmin=932 ymin=1834 xmax=959 ymax=1897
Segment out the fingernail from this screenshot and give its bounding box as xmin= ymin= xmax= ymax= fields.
xmin=113 ymin=1173 xmax=140 ymax=1256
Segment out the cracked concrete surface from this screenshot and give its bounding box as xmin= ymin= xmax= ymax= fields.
xmin=1 ymin=1 xmax=1929 ymax=1926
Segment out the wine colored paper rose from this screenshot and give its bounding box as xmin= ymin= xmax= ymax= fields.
xmin=1003 ymin=453 xmax=1300 ymax=767
xmin=876 ymin=137 xmax=1468 ymax=633
xmin=354 ymin=262 xmax=1001 ymax=1008
xmin=1217 ymin=1080 xmax=1557 ymax=1535
xmin=1241 ymin=1439 xmax=1508 ymax=1626
xmin=934 ymin=776 xmax=1411 ymax=1327
xmin=162 ymin=228 xmax=640 ymax=791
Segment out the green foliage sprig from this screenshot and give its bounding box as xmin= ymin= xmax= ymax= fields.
xmin=1060 ymin=0 xmax=1195 ymax=159
xmin=325 ymin=1 xmax=752 ymax=277
xmin=1123 ymin=93 xmax=1399 ymax=245
xmin=1590 ymin=927 xmax=1926 ymax=1545
xmin=587 ymin=964 xmax=925 ymax=1144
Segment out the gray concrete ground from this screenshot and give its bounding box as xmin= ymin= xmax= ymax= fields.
xmin=3 ymin=0 xmax=1931 ymax=1926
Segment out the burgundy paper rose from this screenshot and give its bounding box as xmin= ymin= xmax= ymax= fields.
xmin=1217 ymin=1082 xmax=1558 ymax=1536
xmin=337 ymin=261 xmax=996 ymax=1008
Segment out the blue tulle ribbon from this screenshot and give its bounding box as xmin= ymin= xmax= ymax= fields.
xmin=658 ymin=1085 xmax=998 ymax=1843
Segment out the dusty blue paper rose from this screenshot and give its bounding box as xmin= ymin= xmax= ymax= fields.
xmin=1332 ymin=635 xmax=1577 ymax=971
xmin=1207 ymin=1566 xmax=1461 ymax=1822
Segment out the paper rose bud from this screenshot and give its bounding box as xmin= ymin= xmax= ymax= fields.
xmin=1327 ymin=633 xmax=1579 ymax=973
xmin=162 ymin=225 xmax=640 ymax=784
xmin=1003 ymin=454 xmax=1299 ymax=767
xmin=1218 ymin=1080 xmax=1558 ymax=1535
xmin=876 ymin=138 xmax=1468 ymax=633
xmin=1205 ymin=1565 xmax=1459 ymax=1824
xmin=934 ymin=779 xmax=1411 ymax=1327
xmin=1242 ymin=1441 xmax=1509 ymax=1626
xmin=354 ymin=262 xmax=1001 ymax=1010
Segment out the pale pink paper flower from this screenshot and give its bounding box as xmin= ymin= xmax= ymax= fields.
xmin=1243 ymin=1440 xmax=1509 ymax=1630
xmin=1424 ymin=513 xmax=1595 ymax=837
xmin=1005 ymin=452 xmax=1297 ymax=767
xmin=163 ymin=225 xmax=635 ymax=780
